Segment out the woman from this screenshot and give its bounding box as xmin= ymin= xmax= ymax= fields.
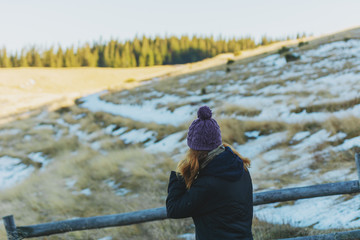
xmin=166 ymin=106 xmax=253 ymax=240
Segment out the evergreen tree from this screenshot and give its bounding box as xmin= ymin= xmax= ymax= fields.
xmin=26 ymin=50 xmax=33 ymax=66
xmin=56 ymin=47 xmax=64 ymax=67
xmin=81 ymin=44 xmax=97 ymax=67
xmin=169 ymin=36 xmax=181 ymax=63
xmin=180 ymin=36 xmax=190 ymax=50
xmin=139 ymin=54 xmax=146 ymax=67
xmin=96 ymin=45 xmax=106 ymax=67
xmin=107 ymin=40 xmax=117 ymax=67
xmin=130 ymin=53 xmax=137 ymax=67
xmin=132 ymin=37 xmax=141 ymax=66
xmin=146 ymin=48 xmax=155 ymax=66
xmin=64 ymin=47 xmax=76 ymax=67
xmin=198 ymin=38 xmax=207 ymax=54
xmin=0 ymin=48 xmax=11 ymax=67
xmin=43 ymin=48 xmax=56 ymax=67
xmin=191 ymin=36 xmax=199 ymax=49
xmin=215 ymin=36 xmax=224 ymax=53
xmin=159 ymin=38 xmax=167 ymax=59
xmin=261 ymin=35 xmax=268 ymax=46
xmin=139 ymin=36 xmax=150 ymax=67
xmin=103 ymin=44 xmax=111 ymax=67
xmin=154 ymin=48 xmax=163 ymax=65
xmin=1 ymin=34 xmax=293 ymax=68
xmin=33 ymin=51 xmax=43 ymax=67
xmin=10 ymin=52 xmax=18 ymax=67
xmin=91 ymin=48 xmax=99 ymax=67
xmin=113 ymin=50 xmax=122 ymax=67
xmin=121 ymin=42 xmax=132 ymax=67
xmin=19 ymin=49 xmax=28 ymax=67
xmin=228 ymin=38 xmax=236 ymax=52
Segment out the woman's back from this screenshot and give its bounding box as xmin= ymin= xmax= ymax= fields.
xmin=166 ymin=106 xmax=253 ymax=240
xmin=167 ymin=147 xmax=253 ymax=240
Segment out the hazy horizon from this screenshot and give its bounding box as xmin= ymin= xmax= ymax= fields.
xmin=1 ymin=0 xmax=359 ymax=53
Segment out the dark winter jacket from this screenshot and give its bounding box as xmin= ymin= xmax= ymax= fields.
xmin=166 ymin=146 xmax=253 ymax=240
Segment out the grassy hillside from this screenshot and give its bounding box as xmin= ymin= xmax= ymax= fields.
xmin=2 ymin=26 xmax=353 ymax=123
xmin=1 ymin=26 xmax=360 ymax=239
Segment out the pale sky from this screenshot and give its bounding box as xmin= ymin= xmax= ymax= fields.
xmin=1 ymin=0 xmax=359 ymax=52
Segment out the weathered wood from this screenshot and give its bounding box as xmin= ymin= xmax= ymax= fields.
xmin=278 ymin=229 xmax=360 ymax=239
xmin=3 ymin=215 xmax=20 ymax=240
xmin=356 ymin=152 xmax=360 ymax=183
xmin=11 ymin=180 xmax=360 ymax=238
xmin=253 ymin=180 xmax=360 ymax=205
xmin=17 ymin=207 xmax=167 ymax=238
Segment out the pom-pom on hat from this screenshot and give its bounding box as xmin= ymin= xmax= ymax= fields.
xmin=187 ymin=106 xmax=222 ymax=151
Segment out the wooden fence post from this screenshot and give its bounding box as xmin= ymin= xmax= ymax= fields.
xmin=356 ymin=152 xmax=360 ymax=184
xmin=3 ymin=215 xmax=20 ymax=240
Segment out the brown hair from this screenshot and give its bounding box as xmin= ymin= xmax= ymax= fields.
xmin=177 ymin=143 xmax=251 ymax=189
xmin=176 ymin=148 xmax=209 ymax=189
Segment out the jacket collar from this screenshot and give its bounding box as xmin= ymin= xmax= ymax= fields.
xmin=200 ymin=144 xmax=225 ymax=170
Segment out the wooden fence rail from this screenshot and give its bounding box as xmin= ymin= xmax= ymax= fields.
xmin=3 ymin=153 xmax=360 ymax=240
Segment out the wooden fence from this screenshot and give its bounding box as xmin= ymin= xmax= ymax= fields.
xmin=3 ymin=153 xmax=360 ymax=240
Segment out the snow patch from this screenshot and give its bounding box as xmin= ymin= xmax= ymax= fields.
xmin=333 ymin=136 xmax=360 ymax=151
xmin=292 ymin=131 xmax=310 ymax=141
xmin=245 ymin=131 xmax=260 ymax=138
xmin=0 ymin=129 xmax=21 ymax=135
xmin=104 ymin=180 xmax=130 ymax=196
xmin=34 ymin=124 xmax=54 ymax=130
xmin=73 ymin=113 xmax=87 ymax=120
xmin=0 ymin=156 xmax=34 ymax=190
xmin=28 ymin=152 xmax=51 ymax=167
xmin=255 ymin=194 xmax=360 ymax=229
xmin=72 ymin=188 xmax=92 ymax=196
xmin=235 ymin=132 xmax=288 ymax=160
xmin=177 ymin=233 xmax=195 ymax=240
xmin=145 ymin=131 xmax=186 ymax=153
xmin=79 ymin=91 xmax=196 ymax=126
xmin=119 ymin=128 xmax=157 ymax=145
xmin=105 ymin=124 xmax=117 ymax=134
xmin=112 ymin=127 xmax=127 ymax=136
xmin=292 ymin=130 xmax=330 ymax=154
xmin=98 ymin=237 xmax=113 ymax=240
xmin=65 ymin=178 xmax=77 ymax=189
xmin=328 ymin=132 xmax=347 ymax=142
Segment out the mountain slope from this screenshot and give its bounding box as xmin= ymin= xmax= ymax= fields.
xmin=1 ymin=28 xmax=360 ymax=239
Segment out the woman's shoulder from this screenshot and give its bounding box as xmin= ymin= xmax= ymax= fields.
xmin=213 ymin=146 xmax=236 ymax=161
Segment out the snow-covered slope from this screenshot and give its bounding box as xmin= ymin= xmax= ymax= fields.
xmin=1 ymin=39 xmax=360 ymax=233
xmin=78 ymin=39 xmax=360 ymax=230
xmin=81 ymin=39 xmax=360 ymax=125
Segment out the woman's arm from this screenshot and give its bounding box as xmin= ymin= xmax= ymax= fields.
xmin=166 ymin=171 xmax=211 ymax=219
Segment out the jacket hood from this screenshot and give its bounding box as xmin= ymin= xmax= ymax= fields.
xmin=199 ymin=146 xmax=244 ymax=181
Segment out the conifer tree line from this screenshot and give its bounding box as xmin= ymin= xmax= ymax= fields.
xmin=0 ymin=34 xmax=305 ymax=68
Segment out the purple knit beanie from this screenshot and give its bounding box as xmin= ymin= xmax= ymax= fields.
xmin=187 ymin=106 xmax=222 ymax=151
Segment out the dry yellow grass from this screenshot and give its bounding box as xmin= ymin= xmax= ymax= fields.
xmin=0 ymin=143 xmax=339 ymax=239
xmin=1 ymin=26 xmax=360 ymax=239
xmin=2 ymin=25 xmax=359 ymax=125
xmin=252 ymin=217 xmax=332 ymax=240
xmin=1 ymin=101 xmax=357 ymax=239
xmin=291 ymin=98 xmax=360 ymax=114
xmin=218 ymin=118 xmax=287 ymax=144
xmin=217 ymin=104 xmax=262 ymax=117
xmin=0 ymin=67 xmax=174 ymax=122
xmin=0 ymin=147 xmax=192 ymax=240
xmin=324 ymin=116 xmax=360 ymax=138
